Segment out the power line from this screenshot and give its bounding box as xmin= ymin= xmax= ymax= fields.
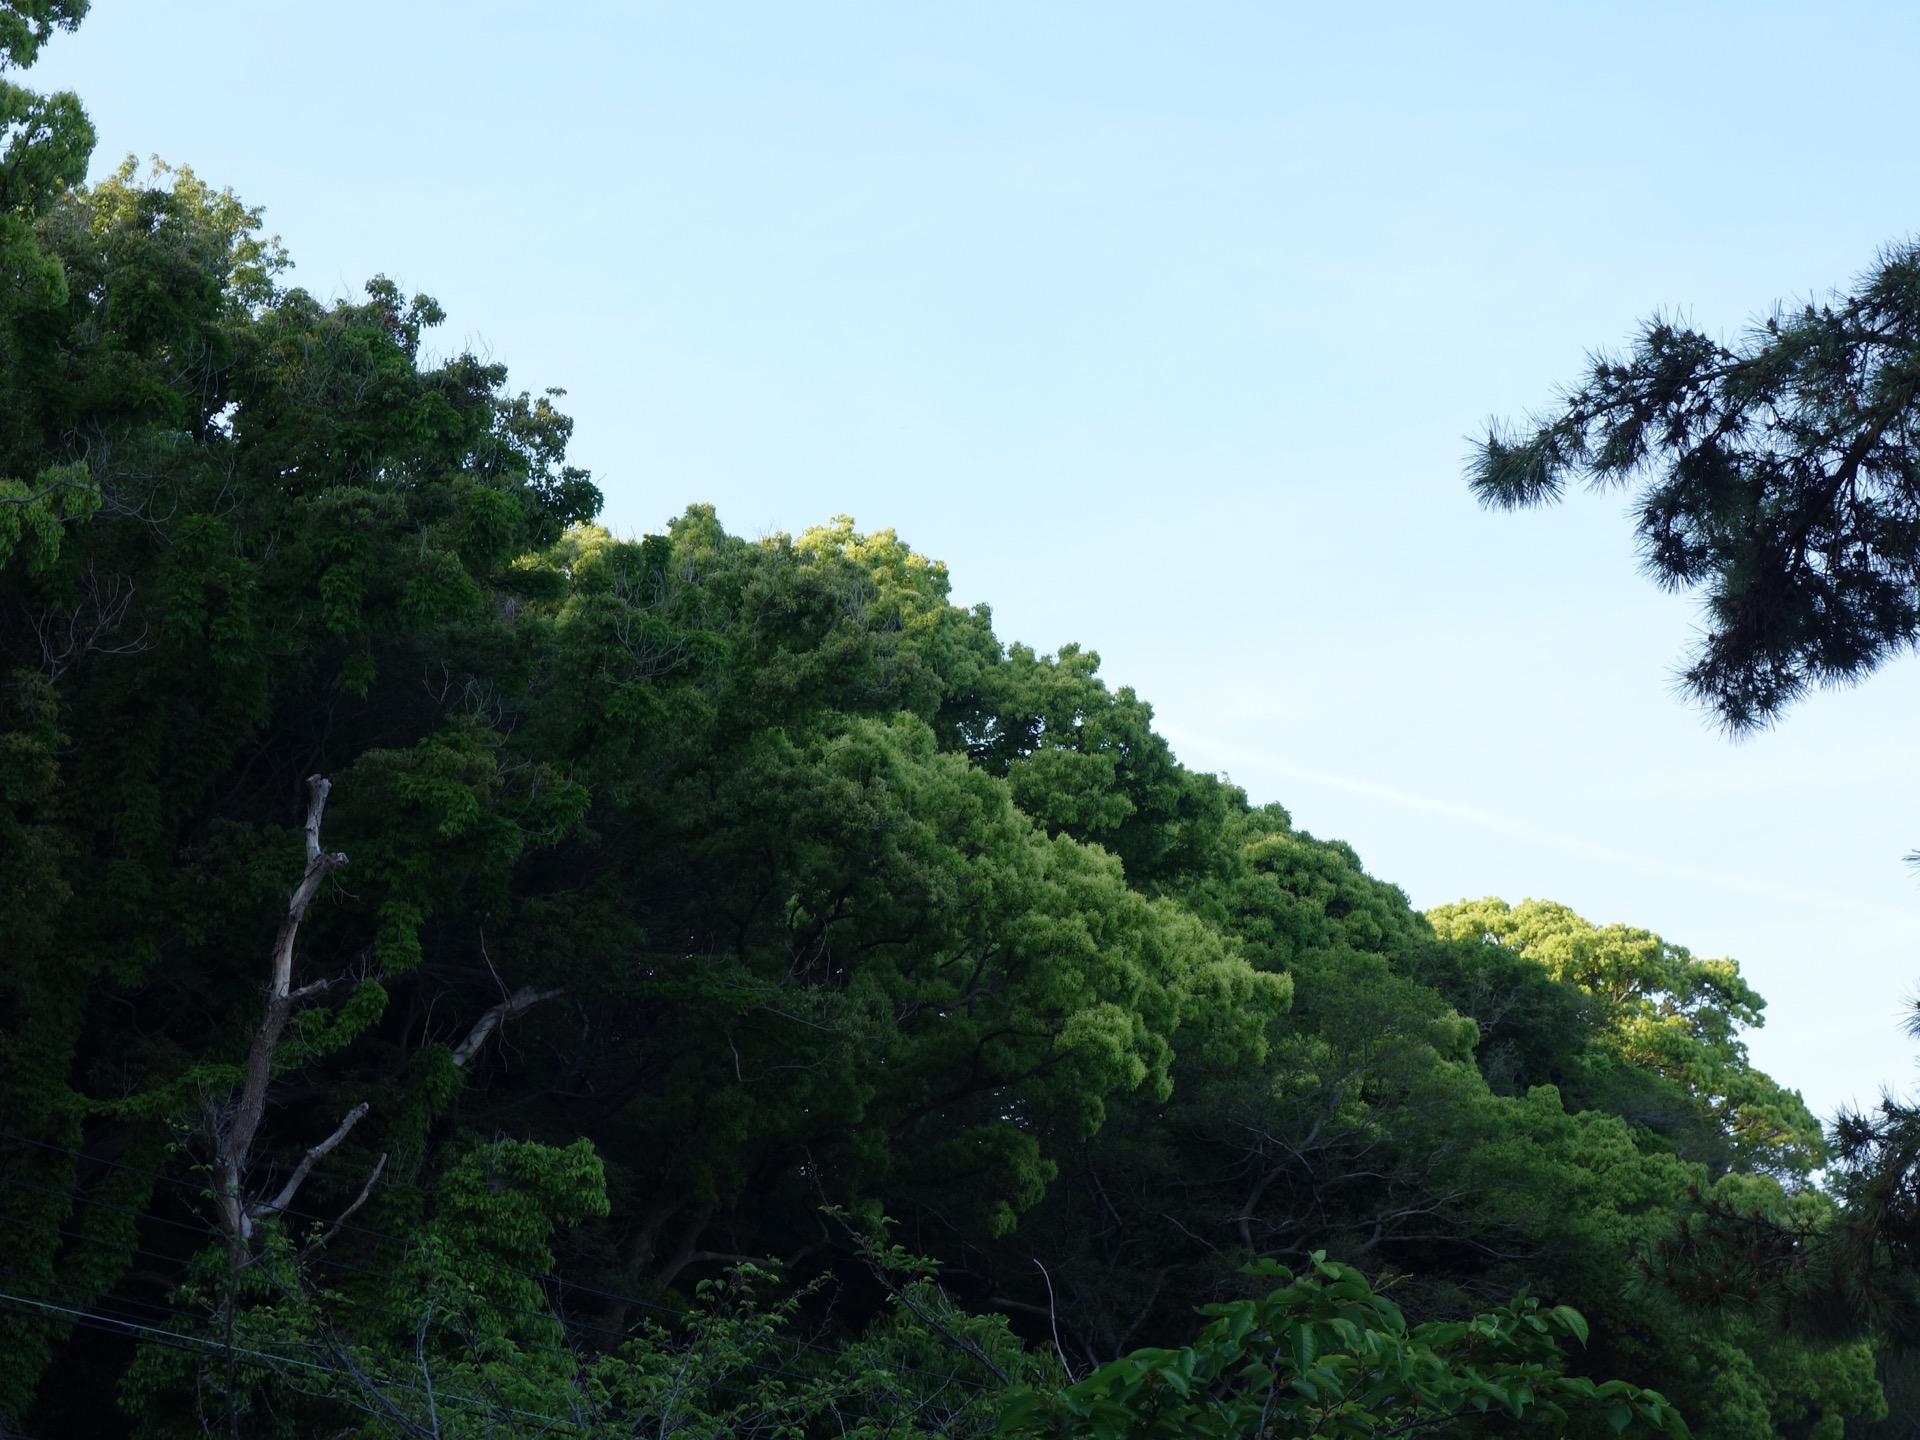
xmin=0 ymin=1186 xmax=1010 ymax=1421
xmin=0 ymin=1284 xmax=595 ymax=1433
xmin=0 ymin=1132 xmax=1017 ymax=1433
xmin=0 ymin=1234 xmax=854 ymax=1436
xmin=0 ymin=1195 xmax=858 ymax=1374
xmin=0 ymin=1266 xmax=1004 ymax=1439
xmin=0 ymin=1229 xmax=825 ymax=1417
xmin=0 ymin=1129 xmax=1008 ymax=1392
xmin=0 ymin=1168 xmax=982 ymax=1386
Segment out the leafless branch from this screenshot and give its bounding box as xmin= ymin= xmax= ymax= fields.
xmin=250 ymin=1103 xmax=369 ymax=1222
xmin=450 ymin=986 xmax=566 ymax=1070
xmin=210 ymin=776 xmax=349 ymax=1249
xmin=306 ymin=1152 xmax=387 ymax=1255
xmin=1034 ymin=1257 xmax=1074 ymax=1380
xmin=31 ymin=561 xmax=147 ymax=681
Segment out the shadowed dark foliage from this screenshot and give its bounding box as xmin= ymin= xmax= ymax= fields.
xmin=1472 ymin=244 xmax=1920 ymax=730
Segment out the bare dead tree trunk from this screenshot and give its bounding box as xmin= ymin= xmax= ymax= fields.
xmin=202 ymin=776 xmax=352 ymax=1440
xmin=195 ymin=781 xmax=563 ymax=1430
xmin=208 ymin=775 xmax=352 ymax=1259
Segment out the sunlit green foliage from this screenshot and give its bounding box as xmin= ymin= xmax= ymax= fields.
xmin=1002 ymin=1255 xmax=1689 ymax=1440
xmin=1428 ymin=898 xmax=1824 ymax=1176
xmin=0 ymin=9 xmax=1898 ymax=1440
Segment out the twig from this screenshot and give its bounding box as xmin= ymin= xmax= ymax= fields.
xmin=1035 ymin=1257 xmax=1072 ymax=1380
xmin=828 ymin=1208 xmax=1013 ymax=1387
xmin=306 ymin=1152 xmax=388 ymax=1255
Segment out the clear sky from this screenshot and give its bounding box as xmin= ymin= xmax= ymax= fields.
xmin=36 ymin=0 xmax=1920 ymax=1120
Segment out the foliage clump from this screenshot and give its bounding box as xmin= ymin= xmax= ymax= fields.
xmin=0 ymin=8 xmax=1898 ymax=1438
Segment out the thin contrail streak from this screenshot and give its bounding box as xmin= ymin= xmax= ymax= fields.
xmin=1159 ymin=734 xmax=1920 ymax=928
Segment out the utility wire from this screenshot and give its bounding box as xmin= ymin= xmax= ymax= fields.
xmin=0 ymin=1233 xmax=823 ymax=1420
xmin=0 ymin=1239 xmax=847 ymax=1437
xmin=0 ymin=1169 xmax=991 ymax=1390
xmin=0 ymin=1129 xmax=1007 ymax=1392
xmin=0 ymin=1202 xmax=952 ymax=1413
xmin=0 ymin=1268 xmax=999 ymax=1438
xmin=0 ymin=1180 xmax=1008 ymax=1412
xmin=0 ymin=1284 xmax=595 ymax=1433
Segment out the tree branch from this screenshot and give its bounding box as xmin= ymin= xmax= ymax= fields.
xmin=450 ymin=986 xmax=565 ymax=1070
xmin=250 ymin=1102 xmax=370 ymax=1222
xmin=305 ymin=1152 xmax=387 ymax=1255
xmin=274 ymin=775 xmax=350 ymax=1000
xmin=211 ymin=775 xmax=349 ymax=1249
xmin=0 ymin=471 xmax=91 ymax=509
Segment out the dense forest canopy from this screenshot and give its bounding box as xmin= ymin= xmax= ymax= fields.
xmin=0 ymin=6 xmax=1909 ymax=1439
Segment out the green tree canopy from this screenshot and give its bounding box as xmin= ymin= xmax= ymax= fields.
xmin=1427 ymin=899 xmax=1823 ymax=1177
xmin=1002 ymin=1255 xmax=1689 ymax=1440
xmin=0 ymin=9 xmax=1886 ymax=1439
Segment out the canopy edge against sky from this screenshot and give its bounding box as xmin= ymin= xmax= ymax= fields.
xmin=36 ymin=0 xmax=1920 ymax=1118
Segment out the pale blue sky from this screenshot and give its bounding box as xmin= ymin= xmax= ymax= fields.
xmin=38 ymin=1 xmax=1920 ymax=1119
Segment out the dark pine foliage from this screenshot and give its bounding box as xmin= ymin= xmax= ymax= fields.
xmin=1472 ymin=244 xmax=1920 ymax=729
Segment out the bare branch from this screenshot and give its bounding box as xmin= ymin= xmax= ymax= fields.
xmin=450 ymin=986 xmax=565 ymax=1070
xmin=31 ymin=561 xmax=147 ymax=681
xmin=276 ymin=775 xmax=350 ymax=999
xmin=250 ymin=1102 xmax=370 ymax=1222
xmin=1034 ymin=1257 xmax=1073 ymax=1380
xmin=211 ymin=775 xmax=350 ymax=1249
xmin=306 ymin=1152 xmax=388 ymax=1255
